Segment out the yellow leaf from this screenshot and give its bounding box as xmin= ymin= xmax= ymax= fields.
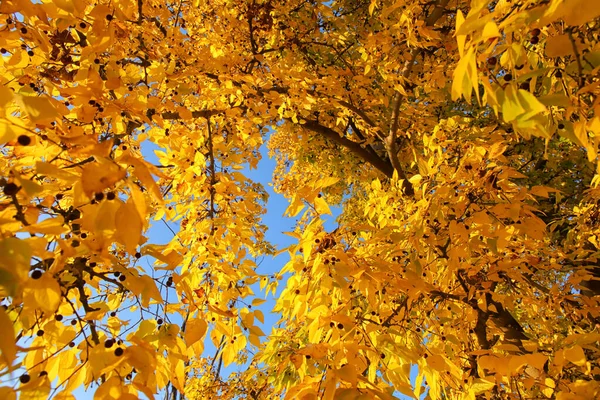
xmin=502 ymin=85 xmax=525 ymax=122
xmin=81 ymin=160 xmax=126 ymax=198
xmin=538 ymin=94 xmax=571 ymax=107
xmin=314 ymin=196 xmax=332 ymax=215
xmin=334 ymin=364 xmax=357 ymax=386
xmin=251 ymin=298 xmax=267 ymax=306
xmin=0 ymin=307 xmax=16 ymax=368
xmin=481 ymin=21 xmax=500 ymax=41
xmin=290 ymin=353 xmax=303 ymax=369
xmin=52 ymin=392 xmax=75 ymax=400
xmin=318 ymin=176 xmax=340 ymax=188
xmin=368 ymin=0 xmax=377 ymax=16
xmin=543 ymin=378 xmax=555 ymax=397
xmin=455 ymin=9 xmax=466 ymax=57
xmin=185 ymin=318 xmax=207 ymax=346
xmin=452 ymin=47 xmax=474 ymax=102
xmin=545 ymin=34 xmax=575 ymax=58
xmin=17 ymin=95 xmax=61 ymax=124
xmin=129 ymin=181 xmax=148 ymax=228
xmin=22 ymin=217 xmax=68 ymax=235
xmin=115 ymin=200 xmax=143 ymax=254
xmin=560 ymin=0 xmax=600 ymax=26
xmin=123 ymin=156 xmax=164 ymax=203
xmin=255 ymin=309 xmax=264 ymax=323
xmin=426 ymin=354 xmax=448 ymax=372
xmin=471 ymin=378 xmax=496 ymax=394
xmin=249 ymin=333 xmax=260 ymax=347
xmin=52 ymin=0 xmax=75 ymax=13
xmin=285 ymin=195 xmax=305 ymax=217
xmin=94 ymin=376 xmax=124 ymax=400
xmin=0 ymin=119 xmax=17 ymax=144
xmin=0 ymin=387 xmax=16 ymax=400
xmin=126 ymin=345 xmax=157 ymax=378
xmin=35 ymin=162 xmax=79 ymax=183
xmin=142 ymin=244 xmax=182 ymax=270
xmin=0 ymin=85 xmax=14 ymax=108
xmin=0 ymin=238 xmax=32 ymax=295
xmin=564 ymin=345 xmax=586 ymax=367
xmin=24 ymin=274 xmax=61 ymax=313
xmin=516 ymin=89 xmax=547 ymax=118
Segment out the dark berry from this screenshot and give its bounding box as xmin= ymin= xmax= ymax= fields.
xmin=520 ymin=82 xmax=530 ymax=91
xmin=17 ymin=135 xmax=31 ymax=146
xmin=134 ymin=252 xmax=141 ymax=259
xmin=530 ymin=36 xmax=539 ymax=45
xmin=69 ymin=341 xmax=75 ymax=347
xmin=114 ymin=347 xmax=124 ymax=356
xmin=119 ymin=275 xmax=126 ymax=282
xmin=555 ymin=70 xmax=563 ymax=78
xmin=36 ymin=330 xmax=44 ymax=336
xmin=79 ymin=22 xmax=86 ymax=28
xmin=531 ymin=28 xmax=541 ymax=37
xmin=337 ymin=323 xmax=343 ymax=329
xmin=157 ymin=318 xmax=163 ymax=325
xmin=487 ymin=57 xmax=497 ymax=66
xmin=20 ymin=27 xmax=27 ymax=34
xmin=0 ymin=48 xmax=6 ymax=54
xmin=31 ymin=270 xmax=42 ymax=279
xmin=27 ymin=50 xmax=34 ymax=57
xmin=106 ymin=192 xmax=116 ymax=200
xmin=55 ymin=314 xmax=63 ymax=321
xmin=558 ymin=123 xmax=565 ymax=129
xmin=106 ymin=15 xmax=113 ymax=21
xmin=38 ymin=371 xmax=47 ymax=377
xmin=3 ymin=183 xmax=19 ymax=196
xmin=110 ymin=312 xmax=117 ymax=317
xmin=19 ymin=374 xmax=30 ymax=384
xmin=503 ymin=73 xmax=513 ymax=81
xmin=104 ymin=339 xmax=114 ymax=348
xmin=94 ymin=58 xmax=100 ymax=64
xmin=94 ymin=192 xmax=104 ymax=201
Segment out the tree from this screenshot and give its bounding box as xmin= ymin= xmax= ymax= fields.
xmin=1 ymin=0 xmax=600 ymax=398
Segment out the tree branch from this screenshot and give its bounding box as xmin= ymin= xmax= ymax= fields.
xmin=385 ymin=0 xmax=450 ymax=196
xmin=161 ymin=109 xmax=226 ymax=120
xmin=301 ymin=120 xmax=394 ymax=178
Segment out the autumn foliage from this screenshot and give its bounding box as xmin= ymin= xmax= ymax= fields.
xmin=1 ymin=0 xmax=600 ymax=398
